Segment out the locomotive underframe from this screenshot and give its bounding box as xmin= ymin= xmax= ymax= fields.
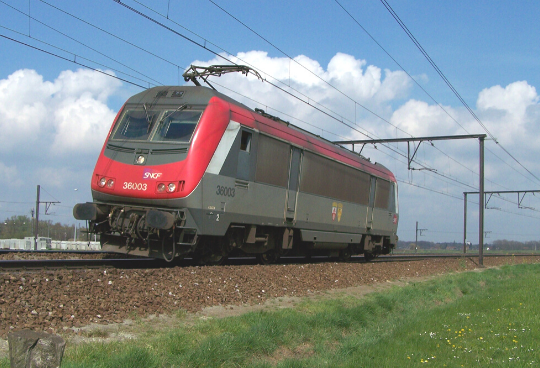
xmin=75 ymin=200 xmax=395 ymax=264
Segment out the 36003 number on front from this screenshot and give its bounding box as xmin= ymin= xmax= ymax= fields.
xmin=123 ymin=182 xmax=148 ymax=191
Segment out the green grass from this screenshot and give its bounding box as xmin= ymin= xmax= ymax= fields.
xmin=2 ymin=263 xmax=539 ymax=367
xmin=393 ymin=248 xmax=540 ymax=254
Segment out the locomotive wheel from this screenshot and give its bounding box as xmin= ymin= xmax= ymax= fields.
xmin=256 ymin=250 xmax=279 ymax=265
xmin=193 ymin=237 xmax=228 ymax=266
xmin=338 ymin=246 xmax=352 ymax=262
xmin=364 ymin=252 xmax=376 ymax=262
xmin=196 ymin=252 xmax=227 ymax=266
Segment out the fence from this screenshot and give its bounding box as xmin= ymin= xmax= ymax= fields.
xmin=0 ymin=239 xmax=101 ymax=251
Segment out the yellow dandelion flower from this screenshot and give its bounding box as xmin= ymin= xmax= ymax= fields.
xmin=407 ymin=356 xmax=411 ymax=359
xmin=479 ymin=337 xmax=483 ymax=340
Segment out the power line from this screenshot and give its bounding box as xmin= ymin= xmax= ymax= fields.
xmin=378 ymin=0 xmax=540 ymax=186
xmin=115 ymin=0 xmax=526 ymax=204
xmin=5 ymin=1 xmax=528 ymax=213
xmin=38 ymin=0 xmax=182 ymax=70
xmin=115 ymin=0 xmax=487 ymax=194
xmin=5 ymin=1 xmax=502 ymax=199
xmin=206 ymin=0 xmax=514 ymax=194
xmin=0 ymin=25 xmax=155 ymax=87
xmin=0 ymin=33 xmax=147 ymax=89
xmin=333 ymin=0 xmax=530 ymax=192
xmin=0 ymin=201 xmax=34 ymax=204
xmin=0 ymin=0 xmax=164 ymax=87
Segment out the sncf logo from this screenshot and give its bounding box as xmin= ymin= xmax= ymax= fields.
xmin=143 ymin=171 xmax=162 ymax=180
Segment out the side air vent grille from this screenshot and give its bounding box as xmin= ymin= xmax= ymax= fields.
xmin=106 ymin=144 xmax=136 ymax=153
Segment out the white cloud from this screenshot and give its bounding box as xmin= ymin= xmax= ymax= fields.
xmin=191 ymin=51 xmax=412 ymax=138
xmin=477 ymin=81 xmax=538 ymax=117
xmin=0 ymin=69 xmax=52 ymax=150
xmin=51 ymin=94 xmax=116 ymax=155
xmin=475 ymin=81 xmax=540 ymax=147
xmin=389 ymin=99 xmax=462 ymax=137
xmin=53 ymin=69 xmax=120 ymax=103
xmin=0 ymin=68 xmax=121 ymax=155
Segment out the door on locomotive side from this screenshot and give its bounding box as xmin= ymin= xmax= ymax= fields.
xmin=367 ymin=176 xmax=377 ymax=229
xmin=285 ymin=147 xmax=303 ymax=222
xmin=236 ymin=129 xmax=253 ymax=181
xmin=371 ymin=178 xmax=397 ymax=233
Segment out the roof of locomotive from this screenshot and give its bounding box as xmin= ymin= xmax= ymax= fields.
xmin=125 ymin=85 xmax=252 ymax=111
xmin=126 ymin=85 xmax=394 ymax=181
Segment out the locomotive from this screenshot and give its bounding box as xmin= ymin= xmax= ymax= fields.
xmin=74 ymin=66 xmax=399 ymax=264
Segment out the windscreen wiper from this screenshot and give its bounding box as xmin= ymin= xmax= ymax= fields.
xmin=158 ymin=104 xmax=188 ymax=126
xmin=143 ymin=103 xmax=153 ymax=133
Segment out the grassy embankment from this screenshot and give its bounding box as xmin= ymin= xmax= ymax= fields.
xmin=393 ymin=248 xmax=540 ymax=255
xmin=2 ymin=262 xmax=539 ymax=367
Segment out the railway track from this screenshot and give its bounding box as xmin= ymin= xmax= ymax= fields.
xmin=1 ymin=254 xmax=538 ymax=338
xmin=0 ymin=258 xmax=166 ymax=271
xmin=0 ymin=252 xmax=537 ymax=271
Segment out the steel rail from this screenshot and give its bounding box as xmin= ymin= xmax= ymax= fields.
xmin=0 ymin=253 xmax=536 ymax=271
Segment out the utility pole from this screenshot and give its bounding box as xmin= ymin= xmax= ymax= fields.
xmin=34 ymin=185 xmax=40 ymax=251
xmin=415 ymin=221 xmax=427 ymax=253
xmin=34 ymin=184 xmax=60 ymax=250
xmin=463 ymin=192 xmax=467 ymax=253
xmin=463 ymin=188 xmax=540 ymax=263
xmin=334 ymin=134 xmax=486 ymax=264
xmin=479 ymin=136 xmax=485 ymax=266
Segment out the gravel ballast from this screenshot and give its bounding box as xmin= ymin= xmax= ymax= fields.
xmin=0 ymin=256 xmax=538 ymax=338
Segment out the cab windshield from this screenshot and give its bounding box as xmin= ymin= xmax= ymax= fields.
xmin=151 ymin=110 xmax=201 ymax=143
xmin=110 ymin=107 xmax=202 ymax=143
xmin=111 ymin=109 xmax=158 ymax=141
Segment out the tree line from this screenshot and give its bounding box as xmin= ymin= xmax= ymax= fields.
xmin=398 ymin=239 xmax=540 ymax=251
xmin=0 ymin=215 xmax=89 ymax=241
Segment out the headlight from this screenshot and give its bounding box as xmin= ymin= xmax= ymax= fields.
xmin=98 ymin=177 xmax=107 ymax=187
xmin=167 ymin=183 xmax=176 ymax=192
xmin=106 ymin=179 xmax=115 ymax=188
xmin=157 ymin=183 xmax=166 ymax=193
xmin=136 ymin=155 xmax=145 ymax=164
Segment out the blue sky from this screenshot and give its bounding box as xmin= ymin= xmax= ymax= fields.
xmin=1 ymin=0 xmax=539 ymax=244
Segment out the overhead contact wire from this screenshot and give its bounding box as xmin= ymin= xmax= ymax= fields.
xmin=0 ymin=0 xmax=163 ymax=86
xmin=207 ymin=0 xmax=504 ymax=192
xmin=379 ymin=0 xmax=540 ymax=186
xmin=0 ymin=34 xmax=147 ymax=88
